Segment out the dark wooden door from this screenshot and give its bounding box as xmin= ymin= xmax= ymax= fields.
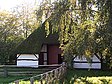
xmin=39 ymin=53 xmax=44 ymax=65
xmin=58 ymin=54 xmax=63 ymax=64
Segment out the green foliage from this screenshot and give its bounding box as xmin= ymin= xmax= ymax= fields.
xmin=37 ymin=0 xmax=112 ymax=67
xmin=0 ymin=37 xmax=24 ymax=64
xmin=62 ymin=69 xmax=112 ymax=84
xmin=12 ymin=4 xmax=39 ymax=38
xmin=0 ymin=11 xmax=21 ymax=42
xmin=0 ymin=3 xmax=39 ymax=64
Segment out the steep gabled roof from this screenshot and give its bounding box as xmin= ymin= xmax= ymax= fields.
xmin=15 ymin=21 xmax=59 ymax=54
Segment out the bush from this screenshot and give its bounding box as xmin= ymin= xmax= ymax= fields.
xmin=62 ymin=69 xmax=112 ymax=84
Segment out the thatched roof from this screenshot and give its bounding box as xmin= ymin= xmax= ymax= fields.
xmin=15 ymin=21 xmax=59 ymax=54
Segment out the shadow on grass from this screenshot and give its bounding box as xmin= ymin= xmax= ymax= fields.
xmin=60 ymin=69 xmax=112 ymax=84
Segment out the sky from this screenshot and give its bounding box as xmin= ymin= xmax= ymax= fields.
xmin=0 ymin=0 xmax=42 ymax=11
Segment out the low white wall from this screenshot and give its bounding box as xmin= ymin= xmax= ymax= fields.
xmin=17 ymin=54 xmax=39 ymax=67
xmin=17 ymin=61 xmax=38 ymax=67
xmin=73 ymin=63 xmax=101 ymax=69
xmin=73 ymin=55 xmax=101 ymax=69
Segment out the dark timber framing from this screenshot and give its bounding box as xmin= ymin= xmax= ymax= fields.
xmin=17 ymin=54 xmax=38 ymax=62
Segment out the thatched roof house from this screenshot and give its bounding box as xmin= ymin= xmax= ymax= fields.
xmin=15 ymin=21 xmax=62 ymax=66
xmin=14 ymin=20 xmax=101 ymax=69
xmin=16 ymin=21 xmax=59 ymax=54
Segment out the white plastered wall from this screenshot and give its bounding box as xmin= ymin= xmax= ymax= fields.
xmin=73 ymin=55 xmax=101 ymax=69
xmin=17 ymin=54 xmax=39 ymax=67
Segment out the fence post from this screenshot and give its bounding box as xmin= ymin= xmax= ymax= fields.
xmin=40 ymin=74 xmax=43 ymax=84
xmin=49 ymin=71 xmax=53 ymax=84
xmin=14 ymin=80 xmax=19 ymax=84
xmin=30 ymin=77 xmax=34 ymax=84
xmin=45 ymin=73 xmax=48 ymax=84
xmin=3 ymin=65 xmax=8 ymax=77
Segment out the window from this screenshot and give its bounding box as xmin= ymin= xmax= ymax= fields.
xmin=41 ymin=45 xmax=47 ymax=52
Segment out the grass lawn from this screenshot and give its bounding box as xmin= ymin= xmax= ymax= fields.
xmin=0 ymin=67 xmax=49 ymax=83
xmin=61 ymin=69 xmax=112 ymax=84
xmin=0 ymin=75 xmax=33 ymax=84
xmin=1 ymin=69 xmax=112 ymax=84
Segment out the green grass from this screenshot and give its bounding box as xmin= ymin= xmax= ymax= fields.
xmin=0 ymin=75 xmax=32 ymax=84
xmin=61 ymin=69 xmax=112 ymax=84
xmin=1 ymin=69 xmax=112 ymax=84
xmin=0 ymin=67 xmax=46 ymax=84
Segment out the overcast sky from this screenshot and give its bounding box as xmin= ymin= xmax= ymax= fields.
xmin=0 ymin=0 xmax=42 ymax=11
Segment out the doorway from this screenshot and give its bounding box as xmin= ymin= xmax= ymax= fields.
xmin=39 ymin=53 xmax=44 ymax=65
xmin=58 ymin=54 xmax=63 ymax=64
